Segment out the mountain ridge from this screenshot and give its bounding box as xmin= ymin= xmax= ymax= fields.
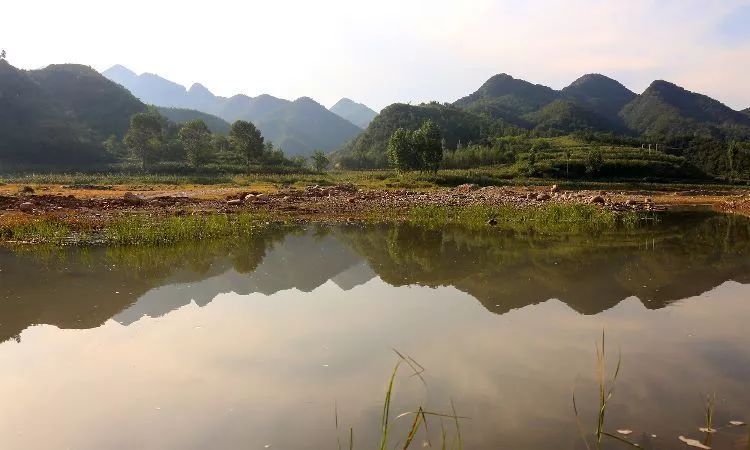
xmin=102 ymin=65 xmax=362 ymax=155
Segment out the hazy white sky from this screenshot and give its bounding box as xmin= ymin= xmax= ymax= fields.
xmin=2 ymin=0 xmax=750 ymax=110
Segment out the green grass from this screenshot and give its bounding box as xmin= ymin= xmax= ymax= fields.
xmin=402 ymin=204 xmax=645 ymax=233
xmin=2 ymin=167 xmax=748 ymax=192
xmin=104 ymin=213 xmax=271 ymax=246
xmin=0 ymin=218 xmax=80 ymax=245
xmin=0 ymin=212 xmax=276 ymax=247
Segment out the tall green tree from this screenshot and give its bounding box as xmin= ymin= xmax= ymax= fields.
xmin=211 ymin=134 xmax=230 ymax=153
xmin=229 ymin=120 xmax=264 ymax=166
xmin=586 ymin=148 xmax=604 ymax=175
xmin=311 ymin=150 xmax=330 ymax=172
xmin=727 ymin=140 xmax=739 ymax=182
xmin=178 ymin=119 xmax=213 ymax=168
xmin=413 ymin=119 xmax=442 ymax=172
xmin=387 ymin=128 xmax=417 ymax=173
xmin=124 ymin=113 xmax=163 ymax=170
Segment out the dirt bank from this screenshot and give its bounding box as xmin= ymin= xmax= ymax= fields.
xmin=1 ymin=183 xmax=748 ymax=228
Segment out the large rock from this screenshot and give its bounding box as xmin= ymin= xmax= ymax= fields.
xmin=19 ymin=202 xmax=34 ymax=213
xmin=123 ymin=192 xmax=146 ymax=205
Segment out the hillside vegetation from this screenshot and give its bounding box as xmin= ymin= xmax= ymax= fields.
xmin=0 ymin=61 xmax=146 ymax=167
xmin=156 ymin=107 xmax=231 ymax=135
xmin=336 ymin=72 xmax=750 ymax=181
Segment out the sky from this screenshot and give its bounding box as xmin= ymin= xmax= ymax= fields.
xmin=2 ymin=0 xmax=750 ymax=111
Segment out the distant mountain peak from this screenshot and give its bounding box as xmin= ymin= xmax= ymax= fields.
xmin=294 ymin=96 xmax=320 ymax=105
xmin=188 ymin=83 xmax=212 ymax=94
xmin=620 ymin=78 xmax=750 ymax=136
xmin=646 ymin=79 xmax=680 ymax=91
xmin=330 ymin=97 xmax=378 ymax=129
xmin=567 ymin=73 xmax=627 ymax=89
xmin=453 ymin=72 xmax=559 ymax=116
xmin=103 ymin=64 xmax=137 ymax=77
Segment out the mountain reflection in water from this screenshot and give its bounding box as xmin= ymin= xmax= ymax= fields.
xmin=2 ymin=211 xmax=749 ymax=341
xmin=0 ymin=211 xmax=748 ymax=450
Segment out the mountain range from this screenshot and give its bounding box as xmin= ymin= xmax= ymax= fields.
xmin=340 ymin=72 xmax=750 ymax=169
xmin=102 ymin=65 xmax=375 ymax=156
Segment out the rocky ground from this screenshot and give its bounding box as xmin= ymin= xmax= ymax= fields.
xmin=1 ymin=183 xmax=748 ymax=226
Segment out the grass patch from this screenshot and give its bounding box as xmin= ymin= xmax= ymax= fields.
xmin=104 ymin=212 xmax=272 ymax=246
xmin=404 ymin=204 xmax=645 ymax=233
xmin=0 ymin=218 xmax=78 ymax=244
xmin=1 ymin=212 xmax=276 ymax=247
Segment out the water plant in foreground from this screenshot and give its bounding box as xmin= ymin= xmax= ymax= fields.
xmin=335 ymin=350 xmax=467 ymax=450
xmin=573 ymin=332 xmax=748 ymax=450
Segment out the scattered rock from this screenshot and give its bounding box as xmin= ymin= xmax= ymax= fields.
xmin=20 ymin=186 xmax=35 ymax=194
xmin=678 ymin=436 xmax=711 ymax=449
xmin=729 ymin=420 xmax=746 ymax=426
xmin=625 ymin=199 xmax=637 ymax=206
xmin=536 ymin=193 xmax=551 ymax=201
xmin=244 ymin=194 xmax=256 ymax=201
xmin=550 ymin=184 xmax=559 ymax=193
xmin=644 ymin=197 xmax=653 ymax=203
xmin=456 ymin=183 xmax=480 ymax=193
xmin=226 ymin=199 xmax=243 ymax=206
xmin=123 ymin=192 xmax=146 ymax=205
xmin=590 ymin=195 xmax=605 ymax=204
xmin=19 ymin=202 xmax=34 ymax=213
xmin=616 ymin=430 xmax=633 ymax=435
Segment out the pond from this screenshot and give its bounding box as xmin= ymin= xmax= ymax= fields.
xmin=0 ymin=211 xmax=748 ymax=449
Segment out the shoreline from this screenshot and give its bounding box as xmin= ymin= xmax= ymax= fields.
xmin=1 ymin=182 xmax=749 ymax=246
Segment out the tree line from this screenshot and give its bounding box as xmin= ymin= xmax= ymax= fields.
xmin=116 ymin=111 xmax=330 ymax=172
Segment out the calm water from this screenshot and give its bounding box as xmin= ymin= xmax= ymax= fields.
xmin=0 ymin=212 xmax=749 ymax=449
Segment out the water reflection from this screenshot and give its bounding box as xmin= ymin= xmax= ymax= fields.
xmin=0 ymin=212 xmax=748 ymax=449
xmin=2 ymin=212 xmax=749 ymax=341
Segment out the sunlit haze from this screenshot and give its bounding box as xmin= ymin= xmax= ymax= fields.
xmin=3 ymin=0 xmax=749 ymax=110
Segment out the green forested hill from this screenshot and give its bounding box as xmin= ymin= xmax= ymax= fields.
xmin=336 ymin=102 xmax=489 ymax=168
xmin=560 ymin=74 xmax=635 ymax=126
xmin=336 ymin=72 xmax=750 ymax=179
xmin=156 ymin=107 xmax=231 ymax=134
xmin=454 ymin=73 xmax=559 ymax=118
xmin=0 ymin=61 xmax=146 ymax=166
xmin=30 ymin=64 xmax=146 ymax=138
xmin=524 ymin=100 xmax=613 ymax=133
xmin=619 ymin=80 xmax=750 ymax=139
